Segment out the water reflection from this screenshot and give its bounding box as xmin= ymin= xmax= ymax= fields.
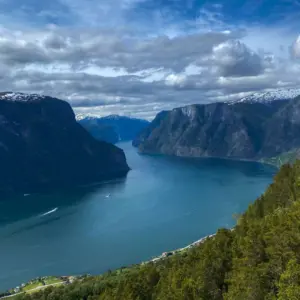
xmin=0 ymin=178 xmax=127 ymax=226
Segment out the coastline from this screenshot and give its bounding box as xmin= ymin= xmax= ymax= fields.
xmin=2 ymin=233 xmax=224 ymax=295
xmin=136 ymin=148 xmax=280 ymax=169
xmin=3 ymin=146 xmax=273 ymax=294
xmin=145 ymin=233 xmax=217 ymax=264
xmin=145 ymin=228 xmax=235 ymax=264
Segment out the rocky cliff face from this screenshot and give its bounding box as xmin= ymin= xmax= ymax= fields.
xmin=78 ymin=115 xmax=150 ymax=144
xmin=0 ymin=93 xmax=130 ymax=193
xmin=133 ymin=97 xmax=300 ymax=160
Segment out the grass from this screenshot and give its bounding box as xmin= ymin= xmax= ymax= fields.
xmin=0 ymin=277 xmax=66 ymax=299
xmin=23 ymin=282 xmax=43 ymax=292
xmin=43 ymin=277 xmax=61 ymax=285
xmin=26 ymin=283 xmax=64 ymax=295
xmin=5 ymin=295 xmax=23 ymax=299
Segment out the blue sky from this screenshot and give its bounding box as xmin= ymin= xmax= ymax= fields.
xmin=2 ymin=0 xmax=299 ymax=27
xmin=0 ymin=0 xmax=299 ymax=119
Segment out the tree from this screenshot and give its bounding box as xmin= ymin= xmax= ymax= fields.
xmin=278 ymin=258 xmax=300 ymax=300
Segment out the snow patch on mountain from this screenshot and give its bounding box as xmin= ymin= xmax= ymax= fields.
xmin=229 ymin=88 xmax=300 ymax=104
xmin=76 ymin=113 xmax=147 ymax=122
xmin=0 ymin=92 xmax=46 ymax=102
xmin=75 ymin=113 xmax=100 ymax=121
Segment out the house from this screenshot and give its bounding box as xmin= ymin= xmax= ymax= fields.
xmin=162 ymin=252 xmax=173 ymax=258
xmin=69 ymin=276 xmax=76 ymax=283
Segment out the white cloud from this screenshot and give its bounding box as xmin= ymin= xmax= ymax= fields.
xmin=211 ymin=40 xmax=263 ymax=77
xmin=291 ymin=35 xmax=300 ymax=58
xmin=165 ymin=74 xmax=187 ymax=87
xmin=0 ymin=26 xmax=299 ymax=120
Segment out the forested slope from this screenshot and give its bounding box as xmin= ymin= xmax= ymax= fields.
xmin=16 ymin=161 xmax=300 ymax=300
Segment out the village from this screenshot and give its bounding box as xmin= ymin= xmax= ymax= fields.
xmin=0 ymin=275 xmax=89 ymax=299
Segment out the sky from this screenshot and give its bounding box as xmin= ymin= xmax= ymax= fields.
xmin=0 ymin=0 xmax=300 ymax=119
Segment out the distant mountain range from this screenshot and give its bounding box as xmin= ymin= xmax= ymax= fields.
xmin=133 ymin=89 xmax=300 ymax=166
xmin=0 ymin=92 xmax=129 ymax=193
xmin=77 ymin=115 xmax=150 ymax=144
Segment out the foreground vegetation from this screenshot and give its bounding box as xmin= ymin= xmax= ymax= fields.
xmin=13 ymin=161 xmax=300 ymax=299
xmin=0 ymin=277 xmax=76 ymax=299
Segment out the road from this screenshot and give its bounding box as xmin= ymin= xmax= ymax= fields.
xmin=0 ymin=282 xmax=64 ymax=299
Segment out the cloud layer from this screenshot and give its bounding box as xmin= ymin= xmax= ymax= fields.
xmin=0 ymin=0 xmax=299 ymax=119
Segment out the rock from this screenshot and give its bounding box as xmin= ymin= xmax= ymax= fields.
xmin=133 ymin=97 xmax=300 ymax=160
xmin=0 ymin=92 xmax=130 ymax=193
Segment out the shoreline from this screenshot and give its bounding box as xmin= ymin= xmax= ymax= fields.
xmin=145 ymin=227 xmax=235 ymax=264
xmin=136 ymin=148 xmax=280 ymax=169
xmin=146 ymin=233 xmax=217 ymax=264
xmin=2 ymin=233 xmax=225 ymax=295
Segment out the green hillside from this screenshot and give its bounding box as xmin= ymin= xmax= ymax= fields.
xmin=15 ymin=161 xmax=300 ymax=300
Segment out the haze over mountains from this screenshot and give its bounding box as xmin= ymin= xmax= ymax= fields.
xmin=77 ymin=115 xmax=149 ymax=144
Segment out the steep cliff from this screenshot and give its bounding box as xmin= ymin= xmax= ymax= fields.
xmin=0 ymin=92 xmax=130 ymax=193
xmin=133 ymin=97 xmax=300 ymax=160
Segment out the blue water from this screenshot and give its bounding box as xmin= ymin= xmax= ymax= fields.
xmin=0 ymin=142 xmax=276 ymax=291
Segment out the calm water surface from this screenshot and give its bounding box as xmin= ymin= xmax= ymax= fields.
xmin=0 ymin=142 xmax=276 ymax=290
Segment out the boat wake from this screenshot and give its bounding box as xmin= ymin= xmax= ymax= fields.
xmin=40 ymin=208 xmax=58 ymax=217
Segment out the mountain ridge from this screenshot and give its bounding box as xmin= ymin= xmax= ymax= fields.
xmin=133 ymin=94 xmax=300 ymax=163
xmin=0 ymin=93 xmax=130 ymax=193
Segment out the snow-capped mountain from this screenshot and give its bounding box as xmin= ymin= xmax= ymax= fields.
xmin=0 ymin=92 xmax=129 ymax=193
xmin=75 ymin=113 xmax=145 ymax=122
xmin=75 ymin=113 xmax=100 ymax=121
xmin=229 ymin=88 xmax=300 ymax=104
xmin=0 ymin=92 xmax=47 ymax=102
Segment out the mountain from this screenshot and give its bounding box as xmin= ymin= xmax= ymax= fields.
xmin=13 ymin=160 xmax=300 ymax=299
xmin=77 ymin=114 xmax=150 ymax=143
xmin=78 ymin=118 xmax=119 ymax=144
xmin=133 ymin=94 xmax=300 ymax=162
xmin=0 ymin=92 xmax=129 ymax=193
xmin=229 ymin=88 xmax=300 ymax=104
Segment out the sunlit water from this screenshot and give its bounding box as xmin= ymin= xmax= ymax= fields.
xmin=0 ymin=142 xmax=276 ymax=290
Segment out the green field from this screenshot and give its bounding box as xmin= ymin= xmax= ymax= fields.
xmin=43 ymin=277 xmax=62 ymax=285
xmin=0 ymin=277 xmax=65 ymax=299
xmin=23 ymin=282 xmax=43 ymax=292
